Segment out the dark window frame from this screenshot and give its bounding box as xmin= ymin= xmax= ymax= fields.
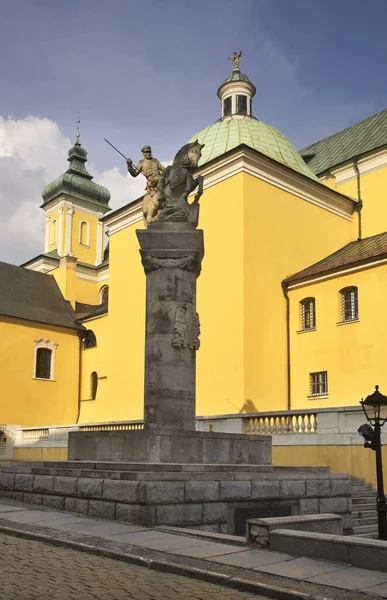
xmin=340 ymin=287 xmax=358 ymax=322
xmin=236 ymin=95 xmax=247 ymax=115
xmin=35 ymin=348 xmax=52 ymax=380
xmin=91 ymin=372 xmax=98 ymax=400
xmin=223 ymin=96 xmax=232 ymax=116
xmin=309 ymin=371 xmax=328 ymax=397
xmin=300 ymin=297 xmax=316 ymax=330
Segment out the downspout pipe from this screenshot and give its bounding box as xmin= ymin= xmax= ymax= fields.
xmin=353 ymin=157 xmax=363 ymax=240
xmin=76 ymin=330 xmax=85 ymax=424
xmin=281 ymin=281 xmax=291 ymax=411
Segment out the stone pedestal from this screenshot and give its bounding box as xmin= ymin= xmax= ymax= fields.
xmin=137 ymin=221 xmax=204 ymax=431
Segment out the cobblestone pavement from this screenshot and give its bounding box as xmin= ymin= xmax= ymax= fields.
xmin=0 ymin=533 xmax=266 ymax=600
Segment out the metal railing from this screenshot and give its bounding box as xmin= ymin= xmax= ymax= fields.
xmin=244 ymin=410 xmax=318 ymax=435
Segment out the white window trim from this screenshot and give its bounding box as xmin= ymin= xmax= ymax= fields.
xmin=33 ymin=338 xmax=58 ymax=381
xmin=79 ymin=220 xmax=90 ymax=247
xmin=99 ymin=285 xmax=109 ymax=304
xmin=50 ymin=219 xmax=57 ymax=246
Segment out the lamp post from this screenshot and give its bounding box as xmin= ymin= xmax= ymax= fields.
xmin=358 ymin=385 xmax=387 ymax=540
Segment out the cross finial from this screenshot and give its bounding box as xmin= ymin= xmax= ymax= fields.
xmin=76 ymin=112 xmax=81 ymax=143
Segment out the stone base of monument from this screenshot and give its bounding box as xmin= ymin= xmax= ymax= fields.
xmin=67 ymin=430 xmax=271 ymax=464
xmin=0 ymin=459 xmax=353 ymax=536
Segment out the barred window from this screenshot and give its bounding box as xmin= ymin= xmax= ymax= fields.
xmin=301 ymin=298 xmax=316 ymax=330
xmin=236 ymin=95 xmax=247 ymax=115
xmin=310 ymin=371 xmax=328 ymax=397
xmin=91 ymin=372 xmax=98 ymax=400
xmin=35 ymin=348 xmax=52 ymax=379
xmin=223 ymin=97 xmax=232 ymax=116
xmin=341 ymin=287 xmax=358 ymax=322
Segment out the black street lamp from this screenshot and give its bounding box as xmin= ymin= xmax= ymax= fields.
xmin=358 ymin=385 xmax=387 ymax=540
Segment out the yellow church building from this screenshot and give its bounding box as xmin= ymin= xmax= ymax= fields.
xmin=2 ymin=63 xmax=387 ymax=440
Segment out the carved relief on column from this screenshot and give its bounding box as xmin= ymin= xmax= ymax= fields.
xmin=172 ymin=303 xmax=200 ymax=350
xmin=141 ymin=254 xmax=201 ymax=276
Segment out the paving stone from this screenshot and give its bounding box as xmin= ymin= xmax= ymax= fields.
xmin=102 ymin=480 xmax=139 ymax=503
xmin=280 ymin=480 xmax=306 ymax=498
xmin=54 ymin=477 xmax=78 ymax=496
xmin=251 ymin=481 xmax=280 ymax=499
xmin=64 ymin=497 xmax=89 ymax=514
xmin=202 ymin=502 xmax=227 ymax=524
xmin=78 ymin=478 xmax=103 ymax=499
xmin=140 ymin=482 xmax=184 ymax=504
xmin=184 ymin=481 xmax=219 ymax=502
xmin=319 ymin=497 xmax=348 ymax=514
xmin=34 ymin=475 xmax=54 ymax=494
xmin=156 ymin=503 xmax=202 ymax=526
xmin=169 ymin=542 xmax=248 ymax=559
xmin=208 ymin=549 xmax=293 ymax=568
xmin=306 ymin=480 xmax=330 ymax=498
xmin=88 ymin=500 xmax=115 ymax=520
xmin=299 ymin=498 xmax=319 ymax=514
xmin=308 ymin=566 xmax=387 ymax=589
xmin=15 ymin=474 xmax=34 ymax=493
xmin=0 ymin=504 xmax=25 ymax=513
xmin=330 ymin=480 xmax=352 ymax=497
xmin=219 ymin=481 xmax=251 ymax=501
xmin=254 ymin=556 xmax=348 ymax=578
xmin=0 ymin=474 xmax=15 ymax=491
xmin=42 ymin=495 xmax=65 ymax=510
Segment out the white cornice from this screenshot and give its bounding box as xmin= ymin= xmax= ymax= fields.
xmin=103 ymin=200 xmax=143 ymax=235
xmin=196 ymin=147 xmax=355 ymax=221
xmin=287 ymin=257 xmax=387 ymax=290
xmin=76 ymin=264 xmax=109 ymax=283
xmin=44 ymin=197 xmax=110 ymax=218
xmin=24 ymin=257 xmax=58 ymax=273
xmin=328 ymin=147 xmax=387 ymax=185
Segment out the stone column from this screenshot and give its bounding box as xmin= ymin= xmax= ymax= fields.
xmin=137 ymin=221 xmax=204 ymax=431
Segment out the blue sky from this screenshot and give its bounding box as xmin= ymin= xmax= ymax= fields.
xmin=0 ymin=0 xmax=386 ymax=263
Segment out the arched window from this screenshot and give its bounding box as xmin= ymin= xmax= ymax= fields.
xmin=223 ymin=96 xmax=232 ymax=117
xmin=84 ymin=330 xmax=97 ymax=349
xmin=300 ymin=298 xmax=316 ymax=330
xmin=34 ymin=339 xmax=58 ymax=380
xmin=79 ymin=220 xmax=90 ymax=246
xmin=50 ymin=219 xmax=57 ymax=246
xmin=340 ymin=287 xmax=358 ymax=322
xmin=236 ymin=95 xmax=247 ymax=115
xmin=100 ymin=286 xmax=109 ymax=305
xmin=91 ymin=372 xmax=98 ymax=400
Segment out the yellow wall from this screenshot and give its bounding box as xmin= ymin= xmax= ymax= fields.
xmin=243 ymin=173 xmax=353 ymax=412
xmin=48 ymin=210 xmax=60 ymax=252
xmin=273 ymin=444 xmax=387 ymax=489
xmin=78 ymin=315 xmax=111 ymax=423
xmin=0 ymin=317 xmax=79 ymax=426
xmin=14 ymin=447 xmax=68 ymax=461
xmin=333 ymin=165 xmax=387 ymax=239
xmin=289 ymin=264 xmax=387 ymax=408
xmin=71 ymin=211 xmax=99 ymax=264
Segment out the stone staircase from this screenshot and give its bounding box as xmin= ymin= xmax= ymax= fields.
xmin=351 ymin=477 xmax=378 ymax=538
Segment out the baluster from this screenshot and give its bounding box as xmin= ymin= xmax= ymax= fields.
xmin=294 ymin=416 xmax=300 ymax=432
xmin=300 ymin=415 xmax=306 ymax=432
xmin=306 ymin=414 xmax=312 ymax=432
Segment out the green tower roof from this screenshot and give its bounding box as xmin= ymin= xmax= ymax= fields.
xmin=189 ymin=117 xmax=319 ymax=180
xmin=217 ymin=71 xmax=256 ymax=97
xmin=42 ymin=140 xmax=111 ymax=209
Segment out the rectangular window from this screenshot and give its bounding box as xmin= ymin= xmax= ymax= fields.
xmin=309 ymin=371 xmax=328 ymax=397
xmin=342 ymin=288 xmax=358 ymax=322
xmin=223 ymin=97 xmax=232 ymax=116
xmin=236 ymin=95 xmax=247 ymax=115
xmin=301 ymin=298 xmax=315 ymax=330
xmin=35 ymin=348 xmax=52 ymax=379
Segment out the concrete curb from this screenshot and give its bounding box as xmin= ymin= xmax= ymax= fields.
xmin=0 ymin=523 xmax=329 ymax=600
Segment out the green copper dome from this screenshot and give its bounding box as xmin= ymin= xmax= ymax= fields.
xmin=217 ymin=71 xmax=256 ymax=97
xmin=189 ymin=117 xmax=319 ymax=180
xmin=42 ymin=141 xmax=111 ymax=209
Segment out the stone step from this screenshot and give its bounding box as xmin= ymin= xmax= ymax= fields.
xmin=352 ymin=509 xmax=377 ymax=519
xmin=353 ymin=524 xmax=379 ymax=535
xmin=351 ymin=478 xmax=366 ymax=484
xmin=353 ymin=532 xmax=378 ymax=539
xmin=352 ymin=496 xmax=376 ymax=504
xmin=351 ymin=484 xmax=374 ymax=492
xmin=353 ymin=516 xmax=378 ymax=526
xmin=352 ymin=490 xmax=376 ymax=498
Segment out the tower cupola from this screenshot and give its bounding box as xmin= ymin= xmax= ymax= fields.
xmin=217 ymin=52 xmax=256 ymax=119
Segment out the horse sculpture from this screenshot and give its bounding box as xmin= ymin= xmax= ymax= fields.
xmin=158 ymin=140 xmax=205 ymax=226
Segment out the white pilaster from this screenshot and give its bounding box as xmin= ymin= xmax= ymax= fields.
xmin=64 ymin=206 xmax=74 ymax=256
xmin=96 ymin=215 xmax=104 ymax=265
xmin=44 ymin=215 xmax=50 ymax=253
xmin=57 ymin=207 xmax=64 ymax=257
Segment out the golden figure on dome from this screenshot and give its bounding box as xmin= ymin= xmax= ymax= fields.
xmin=228 ymin=50 xmax=242 ymax=71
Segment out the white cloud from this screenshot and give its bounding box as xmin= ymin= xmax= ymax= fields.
xmin=0 ymin=116 xmax=145 ymax=265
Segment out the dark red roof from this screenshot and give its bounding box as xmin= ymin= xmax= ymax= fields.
xmin=284 ymin=231 xmax=387 ymax=285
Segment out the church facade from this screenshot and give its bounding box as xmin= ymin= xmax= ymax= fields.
xmin=2 ymin=65 xmax=387 ymax=428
